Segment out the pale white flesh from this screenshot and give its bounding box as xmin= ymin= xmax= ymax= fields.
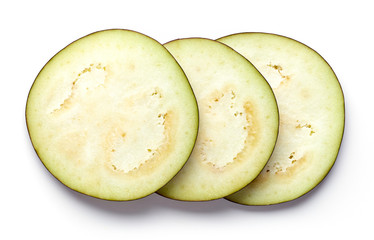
xmin=26 ymin=30 xmax=199 ymax=200
xmin=157 ymin=38 xmax=279 ymax=201
xmin=218 ymin=33 xmax=345 ymax=205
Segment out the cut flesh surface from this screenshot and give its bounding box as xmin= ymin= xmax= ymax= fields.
xmin=157 ymin=38 xmax=279 ymax=201
xmin=218 ymin=33 xmax=345 ymax=205
xmin=26 ymin=30 xmax=199 ymax=200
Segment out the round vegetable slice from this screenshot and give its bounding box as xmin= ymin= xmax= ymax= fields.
xmin=218 ymin=33 xmax=345 ymax=205
xmin=26 ymin=29 xmax=199 ymax=201
xmin=157 ymin=38 xmax=279 ymax=201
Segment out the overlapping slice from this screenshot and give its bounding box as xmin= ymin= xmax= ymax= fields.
xmin=26 ymin=29 xmax=199 ymax=200
xmin=218 ymin=33 xmax=345 ymax=205
xmin=27 ymin=29 xmax=344 ymax=204
xmin=157 ymin=38 xmax=279 ymax=201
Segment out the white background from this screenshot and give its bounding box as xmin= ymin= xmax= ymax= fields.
xmin=1 ymin=0 xmax=373 ymax=239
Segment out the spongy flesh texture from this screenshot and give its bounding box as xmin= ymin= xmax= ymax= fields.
xmin=218 ymin=33 xmax=344 ymax=205
xmin=26 ymin=30 xmax=198 ymax=200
